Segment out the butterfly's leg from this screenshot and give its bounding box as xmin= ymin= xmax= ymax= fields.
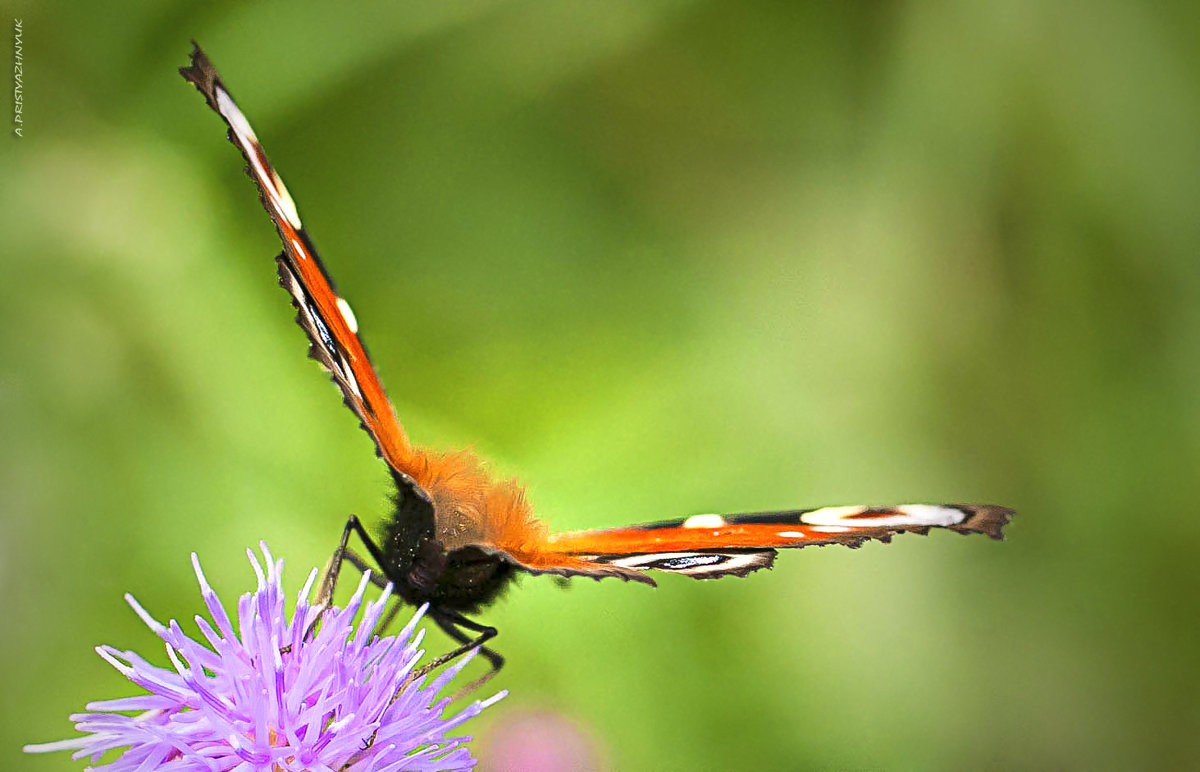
xmin=434 ymin=613 xmax=505 ymax=674
xmin=435 ymin=612 xmax=506 ymax=698
xmin=339 ymin=549 xmax=393 ymax=593
xmin=400 ymin=609 xmax=500 ymax=695
xmin=314 ymin=515 xmax=387 ymax=607
xmin=399 ymin=610 xmax=503 ymax=698
xmin=307 ymin=518 xmax=408 ymax=640
xmin=289 ymin=550 xmax=388 ymax=652
xmin=327 ymin=549 xmax=411 ymax=641
xmin=307 ymin=515 xmax=393 ymax=640
xmin=337 ymin=548 xmax=410 ymax=633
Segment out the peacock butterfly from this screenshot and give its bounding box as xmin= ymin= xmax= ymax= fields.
xmin=180 ymin=44 xmax=1013 ymax=687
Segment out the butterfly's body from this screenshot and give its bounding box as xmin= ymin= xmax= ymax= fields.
xmin=380 ymin=453 xmax=525 ymax=614
xmin=181 ymin=43 xmax=1013 ymax=685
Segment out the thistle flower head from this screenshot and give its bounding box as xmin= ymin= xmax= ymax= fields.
xmin=26 ymin=544 xmax=503 ymax=771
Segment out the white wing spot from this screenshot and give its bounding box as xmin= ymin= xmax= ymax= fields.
xmin=778 ymin=531 xmax=806 ymax=538
xmin=336 ymin=297 xmax=359 ymax=334
xmin=896 ymin=505 xmax=964 ymax=526
xmin=215 ymin=87 xmax=302 ymax=231
xmin=340 ymin=354 xmax=363 ymax=400
xmin=269 ymin=170 xmax=303 ymax=229
xmin=682 ymin=514 xmax=726 ymax=529
xmin=215 ymin=87 xmax=257 ymax=143
xmin=289 ymin=236 xmax=308 ymax=261
xmin=800 ymin=505 xmax=867 ymax=526
xmin=802 ymin=505 xmax=965 ymax=529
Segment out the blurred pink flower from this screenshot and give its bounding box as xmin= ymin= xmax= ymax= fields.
xmin=482 ymin=708 xmax=606 ymax=772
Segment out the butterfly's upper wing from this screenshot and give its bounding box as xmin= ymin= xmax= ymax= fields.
xmin=509 ymin=504 xmax=1012 ymax=583
xmin=180 ymin=45 xmax=430 ymax=509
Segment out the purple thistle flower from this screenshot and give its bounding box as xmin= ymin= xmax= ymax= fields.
xmin=25 ymin=543 xmax=505 ymax=771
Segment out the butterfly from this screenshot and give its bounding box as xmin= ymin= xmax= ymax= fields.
xmin=180 ymin=43 xmax=1013 ymax=686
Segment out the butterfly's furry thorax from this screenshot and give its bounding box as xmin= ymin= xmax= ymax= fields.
xmin=403 ymin=448 xmax=542 ymax=553
xmin=379 ymin=447 xmax=537 ymax=612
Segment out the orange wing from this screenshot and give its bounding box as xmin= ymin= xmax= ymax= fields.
xmin=511 ymin=504 xmax=1012 ymax=583
xmin=180 ymin=44 xmax=426 ymax=500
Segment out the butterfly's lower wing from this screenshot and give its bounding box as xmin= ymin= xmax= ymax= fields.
xmin=180 ymin=45 xmax=429 ymax=506
xmin=507 ymin=504 xmax=1013 ymax=583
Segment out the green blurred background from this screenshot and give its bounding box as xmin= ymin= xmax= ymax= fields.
xmin=3 ymin=1 xmax=1198 ymax=769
